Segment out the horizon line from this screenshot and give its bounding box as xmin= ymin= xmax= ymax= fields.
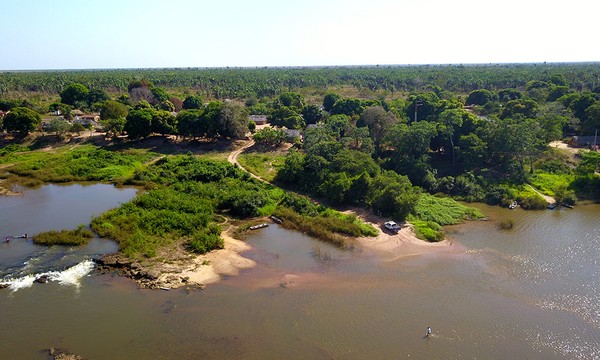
xmin=2 ymin=61 xmax=599 ymax=73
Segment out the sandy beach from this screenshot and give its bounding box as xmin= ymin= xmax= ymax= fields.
xmin=97 ymin=215 xmax=451 ymax=290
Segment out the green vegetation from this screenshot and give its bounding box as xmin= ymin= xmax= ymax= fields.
xmin=499 ymin=219 xmax=515 ymax=230
xmin=237 ymin=152 xmax=285 ymax=182
xmin=3 ymin=63 xmax=600 ymax=251
xmin=1 ymin=145 xmax=155 ymax=184
xmin=88 ymin=155 xmax=375 ymax=258
xmin=410 ymin=194 xmax=485 ymax=225
xmin=33 ymin=225 xmax=93 ymax=246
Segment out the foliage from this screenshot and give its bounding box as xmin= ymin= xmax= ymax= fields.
xmin=410 ymin=220 xmax=444 ymax=242
xmin=33 ymin=225 xmax=93 ymax=246
xmin=60 ymin=83 xmax=89 ymax=106
xmin=519 ymin=195 xmax=548 ymax=210
xmin=183 ymin=95 xmax=204 ymax=109
xmin=237 ymin=152 xmax=285 ymax=182
xmin=125 ymin=108 xmax=154 ymax=139
xmin=100 ymin=100 xmax=129 ymax=120
xmin=411 ymin=194 xmax=484 ymax=226
xmin=3 ymin=107 xmax=41 ymax=135
xmin=2 ymin=145 xmax=155 ymax=183
xmin=499 ymin=219 xmax=515 ymax=230
xmin=48 ymin=118 xmax=71 ymax=136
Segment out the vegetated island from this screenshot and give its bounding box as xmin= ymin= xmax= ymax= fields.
xmin=1 ymin=63 xmax=599 ymax=289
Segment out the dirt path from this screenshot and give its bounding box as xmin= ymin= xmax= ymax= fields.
xmin=527 ymin=184 xmax=555 ymax=204
xmin=227 ymin=139 xmax=269 ymax=183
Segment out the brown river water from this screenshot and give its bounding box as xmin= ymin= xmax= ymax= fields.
xmin=0 ymin=184 xmax=598 ymax=359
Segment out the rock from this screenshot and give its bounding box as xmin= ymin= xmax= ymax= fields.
xmin=0 ymin=283 xmax=8 ymax=289
xmin=34 ymin=275 xmax=49 ymax=283
xmin=47 ymin=347 xmax=84 ymax=360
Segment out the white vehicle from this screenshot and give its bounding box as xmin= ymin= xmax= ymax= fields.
xmin=384 ymin=221 xmax=401 ymax=233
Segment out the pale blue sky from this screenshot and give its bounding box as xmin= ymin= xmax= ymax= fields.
xmin=1 ymin=0 xmax=597 ymax=70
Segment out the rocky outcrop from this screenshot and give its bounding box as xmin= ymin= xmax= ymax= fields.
xmin=48 ymin=347 xmax=83 ymax=360
xmin=94 ymin=254 xmax=197 ymax=290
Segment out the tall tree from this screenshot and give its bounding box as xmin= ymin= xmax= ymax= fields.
xmin=183 ymin=95 xmax=204 ymax=109
xmin=3 ymin=107 xmax=41 ymax=135
xmin=217 ymin=102 xmax=248 ymax=139
xmin=125 ymin=108 xmax=154 ymax=139
xmin=100 ymin=100 xmax=129 ymax=120
xmin=358 ymin=106 xmax=398 ymax=155
xmin=60 ymin=83 xmax=89 ymax=106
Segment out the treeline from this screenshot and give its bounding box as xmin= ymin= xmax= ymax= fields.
xmin=267 ymin=69 xmax=600 ymax=212
xmin=2 ymin=63 xmax=600 ymax=99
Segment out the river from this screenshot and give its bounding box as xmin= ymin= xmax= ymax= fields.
xmin=0 ymin=185 xmax=598 ymax=359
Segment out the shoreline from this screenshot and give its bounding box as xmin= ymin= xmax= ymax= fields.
xmin=95 ymin=226 xmax=257 ymax=290
xmin=94 ymin=217 xmax=451 ymax=290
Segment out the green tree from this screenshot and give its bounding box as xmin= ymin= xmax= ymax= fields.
xmin=276 ymin=92 xmax=305 ymax=111
xmin=253 ymin=127 xmax=287 ymax=147
xmin=157 ymin=100 xmax=175 ymax=112
xmin=3 ymin=107 xmax=41 ymax=135
xmin=331 ymin=98 xmax=363 ymax=117
xmin=101 ymin=117 xmax=126 ymax=137
xmin=176 ymin=109 xmax=203 ymax=139
xmin=582 ymin=102 xmax=600 ymax=135
xmin=358 ymin=106 xmax=398 ymax=155
xmin=125 ymin=108 xmax=154 ymax=139
xmin=60 ymin=83 xmax=90 ymax=106
xmin=217 ymin=102 xmax=248 ymax=139
xmin=302 ymin=104 xmax=323 ymax=124
xmin=406 ymin=92 xmax=439 ymax=122
xmin=152 ymin=110 xmax=177 ymax=136
xmin=100 ymin=100 xmax=129 ymax=120
xmin=86 ymin=88 xmax=109 ymax=105
xmin=269 ymin=106 xmax=304 ymax=129
xmin=466 ymin=89 xmax=496 ymax=105
xmin=323 ymin=93 xmax=341 ymax=112
xmin=151 ymin=87 xmax=169 ymax=103
xmin=48 ymin=118 xmax=71 ymax=137
xmin=183 ymin=95 xmax=204 ymax=109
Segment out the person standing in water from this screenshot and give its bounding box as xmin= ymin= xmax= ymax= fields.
xmin=426 ymin=327 xmax=432 ymax=337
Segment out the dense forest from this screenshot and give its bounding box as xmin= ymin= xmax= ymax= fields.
xmin=1 ymin=63 xmax=599 ymax=246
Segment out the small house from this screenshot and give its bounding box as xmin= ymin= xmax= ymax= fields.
xmin=249 ymin=115 xmax=268 ymax=125
xmin=570 ymin=136 xmax=598 ymax=147
xmin=74 ymin=114 xmax=101 ymax=129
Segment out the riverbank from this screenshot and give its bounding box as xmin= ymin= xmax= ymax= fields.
xmin=95 ymin=226 xmax=256 ymax=290
xmin=94 ymin=216 xmax=448 ymax=290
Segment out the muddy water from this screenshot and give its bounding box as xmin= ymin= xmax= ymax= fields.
xmin=0 ymin=187 xmax=599 ymax=359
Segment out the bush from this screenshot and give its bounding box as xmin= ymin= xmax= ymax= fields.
xmin=498 ymin=219 xmax=515 ymax=230
xmin=33 ymin=225 xmax=93 ymax=246
xmin=188 ymin=224 xmax=223 ymax=253
xmin=519 ymin=195 xmax=548 ymax=210
xmin=411 ymin=220 xmax=444 ymax=242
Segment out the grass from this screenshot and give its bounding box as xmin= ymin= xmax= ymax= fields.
xmin=272 ymin=207 xmax=350 ymax=248
xmin=408 ymin=194 xmax=485 ymax=242
xmin=2 ymin=144 xmax=157 ymax=184
xmin=529 ymin=172 xmax=575 ymax=197
xmin=411 ymin=194 xmax=485 ymax=226
xmin=33 ymin=225 xmax=93 ymax=246
xmin=237 ymin=152 xmax=286 ymax=182
xmin=411 ymin=220 xmax=444 ymax=242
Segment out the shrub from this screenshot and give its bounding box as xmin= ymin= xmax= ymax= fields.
xmin=519 ymin=195 xmax=548 ymax=210
xmin=499 ymin=219 xmax=515 ymax=230
xmin=33 ymin=225 xmax=93 ymax=246
xmin=411 ymin=220 xmax=444 ymax=242
xmin=188 ymin=224 xmax=223 ymax=253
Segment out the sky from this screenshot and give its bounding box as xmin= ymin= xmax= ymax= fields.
xmin=1 ymin=0 xmax=598 ymax=70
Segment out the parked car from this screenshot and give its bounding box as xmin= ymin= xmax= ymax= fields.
xmin=384 ymin=221 xmax=401 ymax=233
